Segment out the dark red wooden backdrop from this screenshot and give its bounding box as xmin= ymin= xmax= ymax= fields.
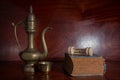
xmin=0 ymin=0 xmax=120 ymax=61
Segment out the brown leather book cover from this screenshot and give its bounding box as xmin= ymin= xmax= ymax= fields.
xmin=63 ymin=53 xmax=105 ymax=76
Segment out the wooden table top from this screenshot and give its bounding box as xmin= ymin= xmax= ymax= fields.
xmin=0 ymin=61 xmax=120 ymax=80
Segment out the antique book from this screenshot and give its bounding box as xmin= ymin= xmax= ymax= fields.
xmin=63 ymin=53 xmax=105 ymax=76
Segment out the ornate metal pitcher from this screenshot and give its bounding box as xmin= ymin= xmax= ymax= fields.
xmin=12 ymin=6 xmax=52 ymax=73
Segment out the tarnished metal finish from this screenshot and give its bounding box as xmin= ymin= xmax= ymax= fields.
xmin=40 ymin=27 xmax=52 ymax=60
xmin=37 ymin=61 xmax=52 ymax=74
xmin=25 ymin=6 xmax=36 ymax=32
xmin=19 ymin=6 xmax=40 ymax=73
xmin=13 ymin=6 xmax=52 ymax=73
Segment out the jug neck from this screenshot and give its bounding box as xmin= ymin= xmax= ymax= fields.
xmin=28 ymin=32 xmax=34 ymax=49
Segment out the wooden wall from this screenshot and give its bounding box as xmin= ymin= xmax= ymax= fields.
xmin=0 ymin=0 xmax=120 ymax=61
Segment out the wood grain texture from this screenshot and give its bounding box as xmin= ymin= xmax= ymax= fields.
xmin=0 ymin=0 xmax=120 ymax=61
xmin=0 ymin=61 xmax=120 ymax=80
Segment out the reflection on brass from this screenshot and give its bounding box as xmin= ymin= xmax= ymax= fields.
xmin=40 ymin=74 xmax=50 ymax=80
xmin=24 ymin=72 xmax=37 ymax=80
xmin=37 ymin=61 xmax=52 ymax=74
xmin=24 ymin=72 xmax=50 ymax=80
xmin=12 ymin=6 xmax=52 ymax=73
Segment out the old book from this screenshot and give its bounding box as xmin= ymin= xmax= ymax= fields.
xmin=63 ymin=53 xmax=105 ymax=76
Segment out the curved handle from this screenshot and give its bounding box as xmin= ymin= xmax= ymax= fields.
xmin=12 ymin=22 xmax=22 ymax=51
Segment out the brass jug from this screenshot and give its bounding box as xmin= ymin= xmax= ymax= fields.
xmin=12 ymin=6 xmax=52 ymax=73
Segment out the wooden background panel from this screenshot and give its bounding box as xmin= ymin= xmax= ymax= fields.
xmin=0 ymin=0 xmax=120 ymax=61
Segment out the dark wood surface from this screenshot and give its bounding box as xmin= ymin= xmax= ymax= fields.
xmin=0 ymin=0 xmax=120 ymax=61
xmin=0 ymin=61 xmax=120 ymax=80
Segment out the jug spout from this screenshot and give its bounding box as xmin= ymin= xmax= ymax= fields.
xmin=40 ymin=27 xmax=52 ymax=59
